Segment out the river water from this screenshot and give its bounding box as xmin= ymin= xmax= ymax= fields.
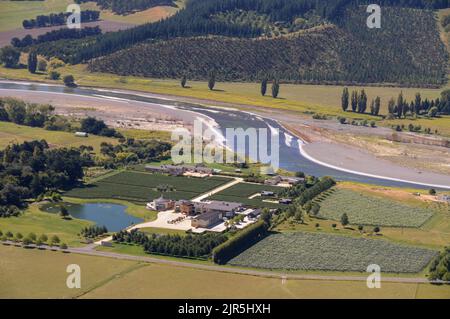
xmin=0 ymin=80 xmax=445 ymax=189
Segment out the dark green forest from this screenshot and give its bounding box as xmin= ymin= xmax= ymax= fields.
xmin=8 ymin=0 xmax=450 ymax=86
xmin=89 ymin=6 xmax=448 ymax=86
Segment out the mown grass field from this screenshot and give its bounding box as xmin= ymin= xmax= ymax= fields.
xmin=228 ymin=232 xmax=437 ymax=273
xmin=64 ymin=171 xmax=232 ymax=203
xmin=0 ymin=121 xmax=118 ymax=153
xmin=316 ymin=188 xmax=435 ymax=228
xmin=209 ymin=182 xmax=284 ymax=208
xmin=1 ymin=244 xmax=449 ymax=299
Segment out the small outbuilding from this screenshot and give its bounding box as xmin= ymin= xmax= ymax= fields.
xmin=75 ymin=132 xmax=89 ymax=137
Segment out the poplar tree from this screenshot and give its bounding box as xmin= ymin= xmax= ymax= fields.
xmin=341 ymin=87 xmax=349 ymax=111
xmin=261 ymin=78 xmax=268 ymax=96
xmin=272 ymin=80 xmax=280 ymax=98
xmin=27 ymin=51 xmax=37 ymax=74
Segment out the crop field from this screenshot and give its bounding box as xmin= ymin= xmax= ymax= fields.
xmin=316 ymin=189 xmax=434 ymax=228
xmin=64 ymin=171 xmax=232 ymax=203
xmin=228 ymin=232 xmax=437 ymax=273
xmin=209 ymin=183 xmax=284 ymax=208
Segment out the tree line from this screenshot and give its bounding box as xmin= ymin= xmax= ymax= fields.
xmin=113 ymin=229 xmax=227 ymax=259
xmin=0 ymin=98 xmax=122 ymax=137
xmin=341 ymin=88 xmax=381 ymax=115
xmin=76 ymin=0 xmax=175 ymax=15
xmin=11 ymin=26 xmax=102 ymax=48
xmin=341 ymin=89 xmax=450 ymax=117
xmin=81 ymin=225 xmax=108 ymax=239
xmin=22 ymin=10 xmax=100 ymax=29
xmin=213 ymin=217 xmax=270 ymax=264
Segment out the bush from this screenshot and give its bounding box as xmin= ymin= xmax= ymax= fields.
xmin=48 ymin=71 xmax=61 ymax=80
xmin=63 ymin=75 xmax=76 ymax=87
xmin=37 ymin=59 xmax=47 ymax=72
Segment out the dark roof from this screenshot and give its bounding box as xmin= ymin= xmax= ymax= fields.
xmin=201 ymin=201 xmax=242 ymax=212
xmin=194 ymin=210 xmax=222 ymax=221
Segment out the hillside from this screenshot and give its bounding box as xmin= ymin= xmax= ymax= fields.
xmin=89 ymin=6 xmax=448 ymax=86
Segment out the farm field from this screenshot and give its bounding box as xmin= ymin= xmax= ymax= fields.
xmin=317 ymin=188 xmax=435 ymax=227
xmin=0 ymin=121 xmax=117 ymax=153
xmin=228 ymin=232 xmax=437 ymax=273
xmin=1 ymin=245 xmax=449 ymax=299
xmin=209 ymin=183 xmax=284 ymax=208
xmin=64 ymin=171 xmax=232 ymax=203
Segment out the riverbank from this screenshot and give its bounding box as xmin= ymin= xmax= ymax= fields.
xmin=1 ymin=79 xmax=449 ymax=189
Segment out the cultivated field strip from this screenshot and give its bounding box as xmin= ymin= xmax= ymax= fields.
xmin=317 ymin=189 xmax=434 ymax=227
xmin=64 ymin=171 xmax=232 ymax=203
xmin=228 ymin=232 xmax=437 ymax=273
xmin=209 ymin=183 xmax=284 ymax=208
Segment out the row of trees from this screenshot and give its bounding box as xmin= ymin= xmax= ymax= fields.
xmin=11 ymin=26 xmax=102 ymax=48
xmin=213 ymin=217 xmax=270 ymax=264
xmin=387 ymin=92 xmax=446 ymax=118
xmin=113 ymin=229 xmax=227 ymax=259
xmin=80 ymin=225 xmax=108 ymax=239
xmin=75 ymin=0 xmax=175 ymax=15
xmin=22 ymin=10 xmax=100 ymax=29
xmin=341 ymin=88 xmax=381 ymax=115
xmin=341 ymin=89 xmax=450 ymax=118
xmin=0 ymin=230 xmax=64 ymax=248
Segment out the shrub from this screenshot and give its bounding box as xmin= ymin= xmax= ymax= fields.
xmin=63 ymin=75 xmax=76 ymax=87
xmin=48 ymin=71 xmax=60 ymax=80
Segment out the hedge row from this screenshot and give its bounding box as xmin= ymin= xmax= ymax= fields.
xmin=212 ymin=220 xmax=269 ymax=264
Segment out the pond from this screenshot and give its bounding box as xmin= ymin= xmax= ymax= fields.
xmin=41 ymin=202 xmax=143 ymax=232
